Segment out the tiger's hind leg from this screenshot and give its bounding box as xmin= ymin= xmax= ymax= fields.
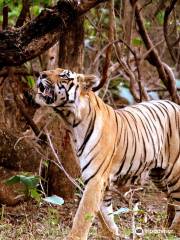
xmin=168 ymin=200 xmax=180 ymax=236
xmin=168 ymin=184 xmax=180 ymax=236
xmin=150 ymin=167 xmax=180 ymax=236
xmin=166 ymin=158 xmax=180 ymax=236
xmin=98 ymin=187 xmax=120 ymax=239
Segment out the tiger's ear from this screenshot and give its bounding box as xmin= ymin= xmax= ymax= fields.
xmin=77 ymin=74 xmax=98 ymax=91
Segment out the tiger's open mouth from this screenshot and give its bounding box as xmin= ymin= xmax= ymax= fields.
xmin=38 ymin=87 xmax=55 ymax=105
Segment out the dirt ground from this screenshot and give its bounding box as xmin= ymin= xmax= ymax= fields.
xmin=0 ymin=184 xmax=179 ymax=240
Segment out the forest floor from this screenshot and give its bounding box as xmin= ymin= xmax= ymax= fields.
xmin=0 ymin=184 xmax=179 ymax=240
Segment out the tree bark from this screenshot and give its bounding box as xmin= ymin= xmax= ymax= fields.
xmin=0 ymin=0 xmax=107 ymax=68
xmin=58 ymin=16 xmax=84 ymax=71
xmin=0 ymin=127 xmax=43 ymax=172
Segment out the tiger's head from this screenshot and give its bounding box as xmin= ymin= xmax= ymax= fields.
xmin=35 ymin=68 xmax=98 ymax=108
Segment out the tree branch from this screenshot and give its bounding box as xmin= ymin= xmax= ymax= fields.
xmin=0 ymin=0 xmax=107 ymax=68
xmin=15 ymin=0 xmax=31 ymax=28
xmin=2 ymin=5 xmax=9 ymax=30
xmin=163 ymin=0 xmax=178 ymax=63
xmin=92 ymin=0 xmax=113 ymax=92
xmin=129 ymin=0 xmax=180 ymax=104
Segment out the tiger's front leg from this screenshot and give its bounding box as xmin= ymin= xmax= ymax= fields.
xmin=66 ymin=178 xmax=106 ymax=240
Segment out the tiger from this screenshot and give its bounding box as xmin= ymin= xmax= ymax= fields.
xmin=35 ymin=68 xmax=180 ymax=240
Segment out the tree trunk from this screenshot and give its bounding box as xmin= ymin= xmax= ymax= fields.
xmin=59 ymin=16 xmax=84 ymax=71
xmin=48 ymin=16 xmax=84 ymax=199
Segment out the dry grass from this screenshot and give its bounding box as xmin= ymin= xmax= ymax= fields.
xmin=0 ymin=185 xmax=179 ymax=240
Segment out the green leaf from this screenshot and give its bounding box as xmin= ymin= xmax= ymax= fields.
xmin=43 ymin=195 xmax=64 ymax=205
xmin=5 ymin=175 xmax=39 ymax=188
xmin=156 ymin=10 xmax=165 ymax=25
xmin=132 ymin=37 xmax=143 ymax=46
xmin=144 ymin=20 xmax=151 ymax=30
xmin=5 ymin=175 xmax=21 ymax=185
xmin=43 ymin=160 xmax=49 ymax=168
xmin=27 ymin=76 xmax=35 ymax=88
xmin=31 ymin=5 xmax=41 ymax=16
xmin=29 ymin=188 xmax=42 ymax=202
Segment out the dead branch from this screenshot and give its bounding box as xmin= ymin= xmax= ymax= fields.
xmin=127 ymin=1 xmax=135 ymax=63
xmin=2 ymin=5 xmax=9 ymax=30
xmin=45 ymin=130 xmax=83 ymax=192
xmin=130 ymin=0 xmax=180 ymax=104
xmin=111 ymin=5 xmax=142 ymax=102
xmin=0 ymin=0 xmax=107 ymax=68
xmin=117 ymin=38 xmax=149 ymax=101
xmin=154 ymin=0 xmax=166 ymax=17
xmin=92 ymin=0 xmax=114 ymax=92
xmin=163 ymin=0 xmax=178 ymax=63
xmin=15 ymin=0 xmax=31 ymax=28
xmin=172 ymin=35 xmax=180 ymax=47
xmin=140 ymin=38 xmax=165 ymax=64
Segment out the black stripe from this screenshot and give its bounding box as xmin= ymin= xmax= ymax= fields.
xmin=82 ymin=151 xmax=99 ymax=172
xmin=157 ymin=102 xmax=172 ymax=137
xmin=94 ymin=94 xmax=101 ymax=108
xmin=131 ymin=107 xmax=151 ymax=143
xmin=140 ymin=104 xmax=162 ymax=156
xmin=77 ymin=110 xmax=96 ymax=157
xmin=168 ymin=175 xmax=180 ymax=188
xmin=68 ymin=81 xmax=74 ymax=91
xmin=123 ymin=136 xmax=137 ymax=178
xmin=54 ymin=107 xmax=62 ymax=115
xmin=73 ymin=120 xmax=82 ymax=128
xmin=122 ymin=110 xmax=140 ymax=141
xmin=106 ymin=105 xmax=111 ymax=116
xmin=121 ymin=112 xmax=136 ymax=144
xmin=166 ymin=101 xmax=179 ymax=129
xmin=155 ymin=103 xmax=166 ymax=117
xmin=74 ymin=85 xmax=79 ymax=102
xmin=115 ymin=111 xmax=124 ymax=145
xmin=88 ymin=100 xmax=91 ymax=116
xmin=147 ymin=103 xmax=165 ymax=133
xmin=131 ymin=153 xmax=143 ymax=177
xmin=115 ymin=130 xmax=129 ymax=176
xmin=84 ymin=157 xmax=105 ymax=185
xmin=165 ymin=152 xmax=180 ymax=179
xmin=85 ymin=135 xmax=102 ymax=158
xmin=118 ymin=111 xmax=137 ymax=178
xmin=136 ymin=108 xmax=156 ymax=161
xmin=102 ymin=110 xmax=119 ymax=175
xmin=142 ymin=135 xmax=147 ymax=163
